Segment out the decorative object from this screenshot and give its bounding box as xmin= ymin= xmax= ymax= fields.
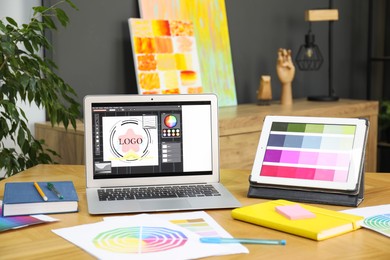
xmin=128 ymin=18 xmax=202 ymax=94
xmin=0 ymin=1 xmax=80 ymax=177
xmin=276 ymin=48 xmax=295 ymax=105
xmin=257 ymin=75 xmax=272 ymax=105
xmin=138 ymin=0 xmax=237 ymax=106
xmin=296 ymin=2 xmax=339 ymax=101
xmin=295 ymin=23 xmax=324 ymax=71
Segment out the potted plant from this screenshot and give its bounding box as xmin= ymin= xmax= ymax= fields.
xmin=0 ymin=0 xmax=80 ymax=177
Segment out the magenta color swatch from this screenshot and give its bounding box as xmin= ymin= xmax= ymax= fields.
xmin=295 ymin=167 xmax=315 ymax=179
xmin=260 ymin=165 xmax=340 ymax=181
xmin=314 ymin=169 xmax=335 ymax=181
xmin=263 ymin=149 xmax=351 ymax=169
xmin=264 ymin=149 xmax=282 ymax=162
xmin=280 ymin=150 xmax=300 ymax=163
xmin=298 ymin=151 xmax=319 ymax=165
xmin=277 ymin=166 xmax=296 ymax=178
xmin=317 ymin=152 xmax=339 ymax=166
xmin=260 ymin=165 xmax=279 ymax=176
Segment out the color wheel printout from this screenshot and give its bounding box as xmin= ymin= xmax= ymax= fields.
xmin=53 ymin=213 xmax=248 ymax=259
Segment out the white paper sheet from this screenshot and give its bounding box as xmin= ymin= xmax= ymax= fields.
xmin=53 ymin=213 xmax=248 ymax=259
xmin=342 ymin=204 xmax=390 ymax=237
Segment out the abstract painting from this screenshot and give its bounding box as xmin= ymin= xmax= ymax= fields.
xmin=129 ymin=18 xmax=203 ymax=95
xmin=138 ymin=0 xmax=237 ymax=106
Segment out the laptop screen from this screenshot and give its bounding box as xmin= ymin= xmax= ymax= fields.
xmin=89 ymin=100 xmax=213 ymax=180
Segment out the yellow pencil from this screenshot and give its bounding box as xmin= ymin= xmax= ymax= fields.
xmin=34 ymin=182 xmax=48 ymax=201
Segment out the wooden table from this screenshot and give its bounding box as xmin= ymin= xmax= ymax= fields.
xmin=1 ymin=165 xmax=389 ymax=259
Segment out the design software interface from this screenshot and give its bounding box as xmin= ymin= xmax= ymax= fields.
xmin=91 ymin=101 xmax=212 ymax=179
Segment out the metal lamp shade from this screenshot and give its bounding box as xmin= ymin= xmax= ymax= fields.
xmin=295 ymin=33 xmax=324 ymax=71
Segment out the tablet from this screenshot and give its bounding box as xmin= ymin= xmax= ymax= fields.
xmin=250 ymin=116 xmax=369 ymax=191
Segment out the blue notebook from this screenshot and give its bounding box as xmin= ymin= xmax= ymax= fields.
xmin=2 ymin=181 xmax=78 ymax=216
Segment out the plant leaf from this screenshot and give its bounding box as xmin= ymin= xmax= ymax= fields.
xmin=23 ymin=40 xmax=34 ymax=53
xmin=65 ymin=0 xmax=78 ymax=10
xmin=17 ymin=126 xmax=25 ymax=148
xmin=5 ymin=17 xmax=18 ymax=27
xmin=32 ymin=6 xmax=48 ymax=16
xmin=55 ymin=8 xmax=69 ymax=27
xmin=1 ymin=42 xmax=15 ymax=56
xmin=43 ymin=16 xmax=57 ymax=30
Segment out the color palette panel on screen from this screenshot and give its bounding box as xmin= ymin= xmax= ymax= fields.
xmin=260 ymin=122 xmax=356 ymax=183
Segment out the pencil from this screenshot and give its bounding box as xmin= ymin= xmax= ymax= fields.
xmin=34 ymin=182 xmax=48 ymax=201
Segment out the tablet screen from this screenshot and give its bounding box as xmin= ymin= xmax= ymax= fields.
xmin=250 ymin=116 xmax=368 ymax=191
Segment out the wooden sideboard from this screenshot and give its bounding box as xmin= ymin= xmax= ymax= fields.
xmin=35 ymin=99 xmax=379 ymax=172
xmin=35 ymin=120 xmax=85 ymax=165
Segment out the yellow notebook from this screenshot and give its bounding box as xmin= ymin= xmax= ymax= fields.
xmin=231 ymin=199 xmax=364 ymax=241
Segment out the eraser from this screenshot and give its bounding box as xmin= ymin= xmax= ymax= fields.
xmin=275 ymin=204 xmax=316 ymax=220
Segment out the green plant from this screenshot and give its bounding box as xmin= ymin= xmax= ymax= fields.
xmin=0 ymin=0 xmax=80 ymax=177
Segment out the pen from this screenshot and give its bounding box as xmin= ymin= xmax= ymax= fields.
xmin=34 ymin=182 xmax=48 ymax=201
xmin=47 ymin=182 xmax=64 ymax=199
xmin=200 ymin=237 xmax=286 ymax=245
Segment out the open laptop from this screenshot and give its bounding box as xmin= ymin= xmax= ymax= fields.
xmin=84 ymin=94 xmax=241 ymax=214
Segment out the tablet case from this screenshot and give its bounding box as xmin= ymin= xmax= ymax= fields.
xmin=247 ymin=117 xmax=368 ymax=207
xmin=247 ymin=169 xmax=364 ymax=206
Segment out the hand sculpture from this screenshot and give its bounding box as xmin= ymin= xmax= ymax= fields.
xmin=276 ymin=48 xmax=295 ymax=105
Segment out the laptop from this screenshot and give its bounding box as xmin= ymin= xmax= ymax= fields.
xmin=84 ymin=94 xmax=241 ymax=214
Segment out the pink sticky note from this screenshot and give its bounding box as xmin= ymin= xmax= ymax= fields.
xmin=275 ymin=204 xmax=316 ymax=220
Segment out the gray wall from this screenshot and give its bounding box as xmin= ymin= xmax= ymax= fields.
xmin=44 ymin=0 xmax=369 ymax=109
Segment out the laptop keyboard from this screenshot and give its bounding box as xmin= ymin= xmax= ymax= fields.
xmin=97 ymin=184 xmax=221 ymax=201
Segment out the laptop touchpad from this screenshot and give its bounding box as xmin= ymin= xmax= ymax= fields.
xmin=140 ymin=199 xmax=191 ymax=211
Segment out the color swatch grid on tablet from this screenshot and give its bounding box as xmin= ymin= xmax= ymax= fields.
xmin=260 ymin=122 xmax=356 ymax=182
